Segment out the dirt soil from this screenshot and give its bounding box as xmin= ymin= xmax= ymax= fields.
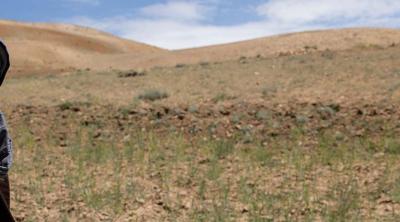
xmin=6 ymin=99 xmax=400 ymax=221
xmin=3 ymin=40 xmax=400 ymax=220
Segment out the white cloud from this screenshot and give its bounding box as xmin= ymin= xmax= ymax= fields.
xmin=257 ymin=0 xmax=400 ymax=24
xmin=70 ymin=16 xmax=316 ymax=49
xmin=68 ymin=0 xmax=400 ymax=49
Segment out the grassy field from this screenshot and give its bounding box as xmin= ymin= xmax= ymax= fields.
xmin=4 ymin=45 xmax=400 ymax=221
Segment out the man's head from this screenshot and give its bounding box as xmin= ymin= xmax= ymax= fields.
xmin=0 ymin=41 xmax=9 ymax=87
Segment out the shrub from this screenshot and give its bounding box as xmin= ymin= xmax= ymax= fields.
xmin=261 ymin=86 xmax=278 ymax=97
xmin=59 ymin=101 xmax=73 ymax=110
xmin=175 ymin=63 xmax=186 ymax=68
xmin=255 ymin=110 xmax=269 ymax=120
xmin=213 ymin=140 xmax=234 ymax=159
xmin=188 ymin=105 xmax=199 ymax=113
xmin=321 ymin=49 xmax=335 ymax=59
xmin=212 ymin=93 xmax=236 ymax=103
xmin=304 ymin=45 xmax=318 ymax=51
xmin=138 ymin=90 xmax=169 ymax=101
xmin=384 ymin=138 xmax=400 ymax=155
xmin=118 ymin=69 xmax=146 ymax=78
xmin=199 ymin=61 xmax=210 ymax=67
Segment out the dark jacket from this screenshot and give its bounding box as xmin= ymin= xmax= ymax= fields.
xmin=0 ymin=40 xmax=9 ymax=86
xmin=0 ymin=113 xmax=12 ymax=175
xmin=0 ymin=40 xmax=12 ymax=175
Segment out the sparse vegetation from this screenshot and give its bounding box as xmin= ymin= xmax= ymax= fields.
xmin=354 ymin=43 xmax=385 ymax=50
xmin=117 ymin=69 xmax=146 ymax=78
xmin=212 ymin=93 xmax=236 ymax=103
xmin=261 ymin=85 xmax=278 ymax=97
xmin=58 ymin=101 xmax=73 ymax=110
xmin=255 ymin=110 xmax=269 ymax=120
xmin=138 ymin=89 xmax=169 ymax=101
xmin=199 ymin=61 xmax=210 ymax=67
xmin=304 ymin=45 xmax=318 ymax=51
xmin=4 ymin=37 xmax=400 ymax=221
xmin=175 ymin=63 xmax=186 ymax=68
xmin=10 ymin=107 xmax=400 ymax=220
xmin=321 ymin=49 xmax=335 ymax=59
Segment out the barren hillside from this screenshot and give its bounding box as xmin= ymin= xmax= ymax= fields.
xmin=0 ymin=20 xmax=164 ymax=75
xmin=95 ymin=28 xmax=400 ymax=70
xmin=4 ymin=39 xmax=400 ymax=221
xmin=4 ymin=20 xmax=400 ymax=221
xmin=2 ymin=20 xmax=400 ymax=76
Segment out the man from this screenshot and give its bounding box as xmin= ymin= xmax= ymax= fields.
xmin=0 ymin=40 xmax=14 ymax=221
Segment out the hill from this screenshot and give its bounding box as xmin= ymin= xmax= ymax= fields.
xmin=2 ymin=20 xmax=400 ymax=75
xmin=4 ymin=38 xmax=400 ymax=221
xmin=73 ymin=28 xmax=400 ymax=71
xmin=0 ymin=20 xmax=164 ymax=75
xmin=4 ymin=21 xmax=400 ymax=221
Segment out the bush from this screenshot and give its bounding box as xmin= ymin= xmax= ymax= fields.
xmin=212 ymin=93 xmax=236 ymax=103
xmin=384 ymin=138 xmax=400 ymax=155
xmin=59 ymin=101 xmax=73 ymax=110
xmin=321 ymin=49 xmax=335 ymax=59
xmin=175 ymin=63 xmax=186 ymax=68
xmin=199 ymin=61 xmax=210 ymax=67
xmin=138 ymin=90 xmax=169 ymax=101
xmin=213 ymin=140 xmax=234 ymax=159
xmin=261 ymin=85 xmax=278 ymax=97
xmin=255 ymin=110 xmax=269 ymax=120
xmin=118 ymin=69 xmax=146 ymax=78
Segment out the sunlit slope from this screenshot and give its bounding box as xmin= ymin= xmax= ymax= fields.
xmin=97 ymin=28 xmax=400 ymax=70
xmin=2 ymin=20 xmax=400 ymax=75
xmin=0 ymin=20 xmax=164 ymax=75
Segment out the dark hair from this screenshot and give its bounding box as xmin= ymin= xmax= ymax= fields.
xmin=0 ymin=41 xmax=10 ymax=86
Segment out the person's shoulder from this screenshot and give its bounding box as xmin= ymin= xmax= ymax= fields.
xmin=0 ymin=40 xmax=8 ymax=58
xmin=0 ymin=39 xmax=7 ymax=50
xmin=0 ymin=39 xmax=9 ymax=86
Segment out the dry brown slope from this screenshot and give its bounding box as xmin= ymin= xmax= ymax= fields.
xmin=3 ymin=21 xmax=400 ymax=75
xmin=0 ymin=20 xmax=165 ymax=75
xmin=103 ymin=28 xmax=400 ymax=70
xmin=178 ymin=28 xmax=400 ymax=59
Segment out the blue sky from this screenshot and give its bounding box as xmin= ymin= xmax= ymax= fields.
xmin=2 ymin=0 xmax=400 ymax=49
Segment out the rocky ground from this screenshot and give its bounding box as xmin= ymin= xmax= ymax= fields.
xmin=6 ymin=99 xmax=400 ymax=221
xmin=3 ymin=43 xmax=400 ymax=221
